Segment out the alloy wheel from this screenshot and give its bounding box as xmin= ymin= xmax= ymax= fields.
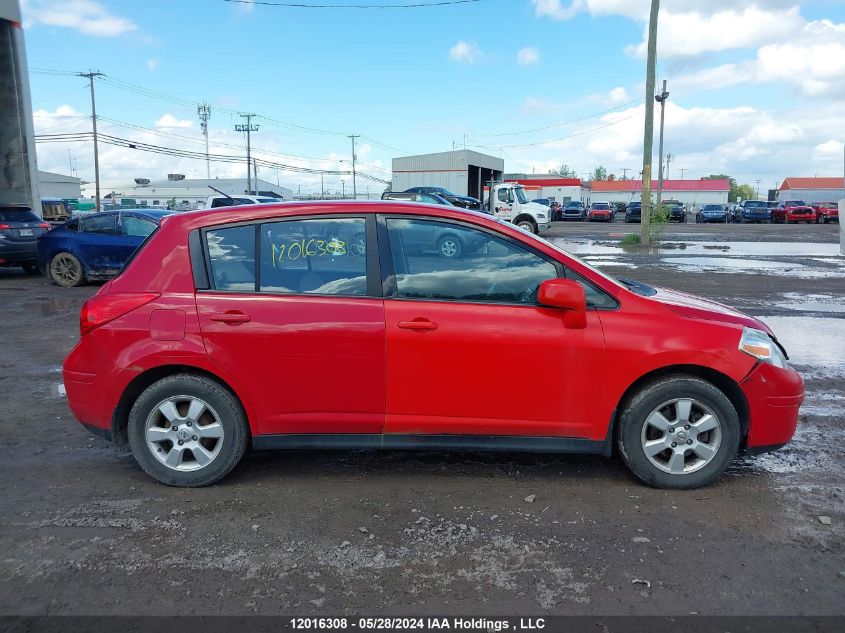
xmin=145 ymin=395 xmax=225 ymax=472
xmin=50 ymin=254 xmax=81 ymax=285
xmin=640 ymin=398 xmax=722 ymax=475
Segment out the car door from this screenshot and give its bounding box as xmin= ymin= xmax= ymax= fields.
xmin=194 ymin=214 xmax=385 ymax=435
xmin=75 ymin=213 xmax=125 ymax=274
xmin=380 ymin=216 xmax=606 ymax=438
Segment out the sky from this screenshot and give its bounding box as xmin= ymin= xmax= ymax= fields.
xmin=20 ymin=0 xmax=845 ymax=196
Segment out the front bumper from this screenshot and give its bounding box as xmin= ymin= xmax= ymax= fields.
xmin=537 ymin=220 xmax=551 ymax=232
xmin=740 ymin=362 xmax=804 ymax=449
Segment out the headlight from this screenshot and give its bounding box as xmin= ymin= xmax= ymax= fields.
xmin=536 ymin=213 xmax=547 ymax=219
xmin=739 ymin=327 xmax=788 ymax=368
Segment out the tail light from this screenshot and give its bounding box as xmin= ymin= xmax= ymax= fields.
xmin=38 ymin=223 xmax=50 ymax=229
xmin=0 ymin=224 xmax=11 ymax=231
xmin=80 ymin=293 xmax=159 ymax=336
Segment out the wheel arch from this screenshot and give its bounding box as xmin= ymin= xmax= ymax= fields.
xmin=111 ymin=364 xmax=253 ymax=447
xmin=612 ymin=364 xmax=749 ymax=449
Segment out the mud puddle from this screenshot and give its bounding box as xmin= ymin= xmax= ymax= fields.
xmin=756 ymin=316 xmax=845 ymax=371
xmin=550 ymin=239 xmax=841 ymax=257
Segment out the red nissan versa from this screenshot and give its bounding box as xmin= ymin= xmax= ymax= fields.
xmin=62 ymin=202 xmax=804 ymax=489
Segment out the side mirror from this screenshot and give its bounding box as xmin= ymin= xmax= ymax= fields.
xmin=538 ymin=279 xmax=587 ymax=329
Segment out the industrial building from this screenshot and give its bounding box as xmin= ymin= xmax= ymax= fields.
xmin=778 ymin=177 xmax=845 ymax=204
xmin=81 ymin=175 xmax=293 ymax=209
xmin=391 ymin=150 xmax=504 ymax=200
xmin=591 ymin=179 xmax=730 ymax=208
xmin=38 ymin=170 xmax=81 ymax=199
xmin=503 ymin=174 xmax=588 ymax=204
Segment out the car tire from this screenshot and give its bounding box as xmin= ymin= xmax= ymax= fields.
xmin=616 ymin=375 xmax=741 ymax=489
xmin=516 ymin=219 xmax=537 ymax=233
xmin=436 ymin=234 xmax=463 ymax=258
xmin=21 ymin=263 xmax=39 ymax=275
xmin=49 ymin=252 xmax=85 ymax=287
xmin=127 ymin=374 xmax=249 ymax=487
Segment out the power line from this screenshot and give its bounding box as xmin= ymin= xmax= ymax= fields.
xmin=471 ymin=113 xmax=641 ymax=150
xmin=478 ymin=96 xmax=645 ymax=138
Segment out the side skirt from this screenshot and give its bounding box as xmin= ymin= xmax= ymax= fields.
xmin=252 ymin=433 xmax=611 ymax=457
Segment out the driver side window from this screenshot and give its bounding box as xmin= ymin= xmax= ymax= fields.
xmin=385 ymin=218 xmax=557 ymax=304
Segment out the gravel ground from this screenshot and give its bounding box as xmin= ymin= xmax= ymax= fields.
xmin=0 ymin=221 xmax=842 ymax=616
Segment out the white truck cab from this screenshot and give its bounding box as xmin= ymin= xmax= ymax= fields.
xmin=204 ymin=195 xmax=285 ymax=209
xmin=485 ymin=183 xmax=550 ymax=234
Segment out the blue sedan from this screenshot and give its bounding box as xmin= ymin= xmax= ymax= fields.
xmin=38 ymin=209 xmax=174 ymax=287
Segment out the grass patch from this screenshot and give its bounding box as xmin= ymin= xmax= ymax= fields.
xmin=620 ymin=233 xmax=641 ymax=246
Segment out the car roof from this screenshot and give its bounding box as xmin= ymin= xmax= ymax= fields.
xmin=160 ymin=200 xmax=491 ymax=232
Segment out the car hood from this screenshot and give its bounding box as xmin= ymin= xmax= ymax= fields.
xmin=522 ymin=202 xmax=550 ymax=215
xmin=646 ymin=286 xmax=772 ymax=334
xmin=448 ymin=194 xmax=480 ymax=204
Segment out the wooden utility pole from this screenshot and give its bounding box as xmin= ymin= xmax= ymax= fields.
xmin=79 ymin=71 xmax=104 ymax=211
xmin=639 ymin=0 xmax=660 ymax=245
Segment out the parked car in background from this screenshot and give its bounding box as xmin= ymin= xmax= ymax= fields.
xmin=204 ymin=195 xmax=285 ymax=209
xmin=663 ymin=201 xmax=687 ymax=223
xmin=587 ymin=201 xmax=614 ymax=222
xmin=696 ymin=204 xmax=730 ymax=223
xmin=382 ymin=191 xmax=454 ymax=206
xmin=734 ymin=200 xmax=770 ymax=224
xmin=533 ymin=198 xmax=562 ymax=221
xmin=62 ymin=200 xmax=803 ymax=489
xmin=624 ymin=202 xmax=642 ymax=223
xmin=38 ymin=209 xmax=175 ymax=287
xmin=404 ymin=187 xmax=481 ymax=210
xmin=613 ymin=202 xmax=628 ymax=216
xmin=0 ymin=205 xmax=51 ymax=274
xmin=812 ymin=202 xmax=839 ymax=224
xmin=562 ymin=200 xmax=586 ymax=221
xmin=773 ymin=200 xmax=815 ymax=224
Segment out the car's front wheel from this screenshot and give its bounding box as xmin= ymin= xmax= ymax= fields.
xmin=127 ymin=374 xmax=249 ymax=487
xmin=617 ymin=376 xmax=740 ymax=489
xmin=49 ymin=252 xmax=85 ymax=287
xmin=516 ymin=219 xmax=537 ymax=233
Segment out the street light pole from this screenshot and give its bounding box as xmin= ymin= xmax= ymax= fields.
xmin=639 ymin=0 xmax=660 ymax=246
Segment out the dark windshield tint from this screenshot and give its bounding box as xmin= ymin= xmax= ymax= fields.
xmin=0 ymin=209 xmax=40 ymax=223
xmin=786 ymin=201 xmax=806 ymax=206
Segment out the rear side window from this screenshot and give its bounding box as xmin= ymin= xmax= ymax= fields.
xmin=206 ymin=225 xmax=256 ymax=291
xmin=122 ymin=216 xmax=157 ymax=237
xmin=259 ymin=218 xmax=367 ymax=296
xmin=0 ymin=209 xmax=40 ymax=223
xmin=81 ymin=214 xmax=119 ymax=235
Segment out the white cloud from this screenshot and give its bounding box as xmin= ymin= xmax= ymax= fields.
xmin=607 ymin=87 xmax=630 ymax=105
xmin=146 ymin=59 xmax=159 ymax=72
xmin=517 ymin=46 xmax=541 ymax=66
xmin=449 ymin=40 xmax=481 ymax=64
xmin=154 ymin=114 xmax=193 ymax=129
xmin=23 ymin=0 xmax=138 ymax=37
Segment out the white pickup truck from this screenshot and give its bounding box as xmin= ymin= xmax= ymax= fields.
xmin=484 ymin=183 xmax=550 ymax=234
xmin=204 ymin=195 xmax=285 ymax=209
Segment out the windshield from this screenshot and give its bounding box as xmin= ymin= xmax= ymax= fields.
xmin=565 ymin=201 xmax=582 ymax=208
xmin=703 ymin=205 xmax=722 ymax=211
xmin=787 ymin=200 xmax=806 ymax=206
xmin=592 ymin=203 xmax=611 ymax=209
xmin=514 ymin=188 xmax=529 ymax=204
xmin=745 ymin=201 xmax=767 ymax=208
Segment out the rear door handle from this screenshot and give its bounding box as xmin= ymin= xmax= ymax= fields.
xmin=210 ymin=311 xmax=251 ymax=325
xmin=398 ymin=318 xmax=438 ymax=331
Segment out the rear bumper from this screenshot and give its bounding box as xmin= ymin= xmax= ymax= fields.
xmin=0 ymin=242 xmax=37 ymax=265
xmin=740 ymin=362 xmax=804 ymax=449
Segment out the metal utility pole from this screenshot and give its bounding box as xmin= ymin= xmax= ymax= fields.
xmin=341 ymin=180 xmax=346 ymax=199
xmin=320 ymin=173 xmax=325 ymax=198
xmin=755 ymin=179 xmax=762 ymax=199
xmin=655 ymin=79 xmax=669 ymax=206
xmin=253 ymin=158 xmax=258 ymax=192
xmin=679 ymin=168 xmax=687 ymax=180
xmin=620 ymin=167 xmax=631 ymax=180
xmin=665 ymin=153 xmax=674 ymax=181
xmin=639 ymin=0 xmax=660 ymax=245
xmin=79 ymin=71 xmax=104 ymax=211
xmin=234 ymin=114 xmax=259 ymax=193
xmin=348 ymin=134 xmax=359 ymax=200
xmin=197 ymin=103 xmax=211 ymax=179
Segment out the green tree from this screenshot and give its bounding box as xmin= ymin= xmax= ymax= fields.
xmin=555 ymin=164 xmax=577 ymax=178
xmin=591 ymin=165 xmax=608 ymax=181
xmin=735 ymin=183 xmax=756 ymax=201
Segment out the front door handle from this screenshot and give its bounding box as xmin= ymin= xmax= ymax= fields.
xmin=398 ymin=318 xmax=438 ymax=331
xmin=211 ymin=311 xmax=251 ymax=325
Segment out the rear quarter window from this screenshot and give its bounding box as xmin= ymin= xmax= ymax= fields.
xmin=0 ymin=209 xmax=40 ymax=223
xmin=205 ymin=225 xmax=256 ymax=291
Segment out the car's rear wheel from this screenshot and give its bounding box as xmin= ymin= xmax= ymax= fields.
xmin=49 ymin=252 xmax=85 ymax=287
xmin=21 ymin=263 xmax=39 ymax=275
xmin=127 ymin=374 xmax=249 ymax=487
xmin=616 ymin=376 xmax=741 ymax=489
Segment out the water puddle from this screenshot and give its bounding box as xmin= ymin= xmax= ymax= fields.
xmin=660 ymin=257 xmax=845 ymax=279
xmin=778 ymin=293 xmax=845 ymax=314
xmin=756 ymin=316 xmax=845 ymax=370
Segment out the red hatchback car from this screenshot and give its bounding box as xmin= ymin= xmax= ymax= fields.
xmin=63 ymin=202 xmax=803 ymax=488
